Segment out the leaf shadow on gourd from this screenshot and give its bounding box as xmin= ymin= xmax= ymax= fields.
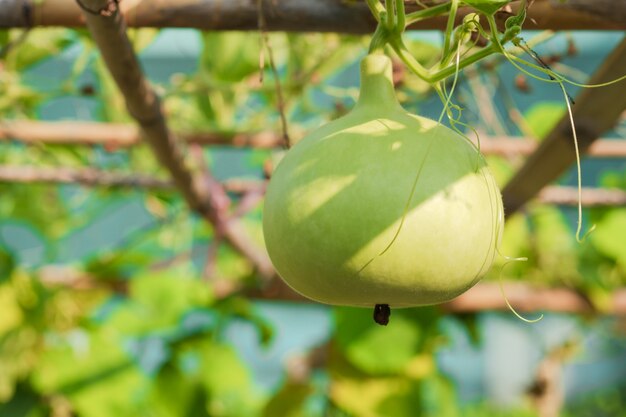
xmin=264 ymin=107 xmax=499 ymax=307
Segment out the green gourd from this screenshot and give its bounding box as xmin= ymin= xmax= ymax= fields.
xmin=263 ymin=54 xmax=503 ymax=318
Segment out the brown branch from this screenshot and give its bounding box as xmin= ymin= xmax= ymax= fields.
xmin=2 ymin=0 xmax=624 ymax=31
xmin=77 ymin=0 xmax=274 ymax=277
xmin=3 ymin=120 xmax=626 ymax=157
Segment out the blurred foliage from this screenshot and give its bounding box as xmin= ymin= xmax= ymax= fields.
xmin=0 ymin=22 xmax=625 ymax=417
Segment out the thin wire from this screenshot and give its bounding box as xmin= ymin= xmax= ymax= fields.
xmin=257 ymin=0 xmax=291 ymax=148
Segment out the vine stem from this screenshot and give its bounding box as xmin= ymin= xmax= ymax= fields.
xmin=366 ymin=0 xmax=385 ymax=21
xmin=367 ymin=0 xmax=500 ymax=84
xmin=486 ymin=12 xmax=600 ymax=242
xmin=385 ymin=0 xmax=394 ymax=29
xmin=441 ymin=0 xmax=459 ymax=61
xmin=404 ymin=2 xmax=452 ymax=25
xmin=392 ymin=38 xmax=498 ymax=83
xmin=395 ymin=0 xmax=405 ymax=31
xmin=389 ymin=39 xmax=431 ymax=80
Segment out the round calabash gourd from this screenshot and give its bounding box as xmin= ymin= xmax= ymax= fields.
xmin=263 ymin=54 xmax=503 ymax=313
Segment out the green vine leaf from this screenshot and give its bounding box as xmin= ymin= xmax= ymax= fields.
xmin=0 ymin=249 xmax=16 ymax=284
xmin=505 ymin=5 xmax=526 ymax=30
xmin=263 ymin=382 xmax=313 ymax=417
xmin=591 ymin=209 xmax=626 ymax=270
xmin=4 ymin=29 xmax=75 ymax=72
xmin=334 ymin=307 xmax=422 ymax=375
xmin=200 ymin=32 xmax=261 ymax=83
xmin=461 ymin=0 xmax=509 ymax=15
xmin=523 ymin=101 xmax=565 ymax=139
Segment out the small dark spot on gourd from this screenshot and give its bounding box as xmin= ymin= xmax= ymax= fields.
xmin=373 ymin=304 xmax=391 ymax=326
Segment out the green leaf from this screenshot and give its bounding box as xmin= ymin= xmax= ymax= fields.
xmin=0 ymin=284 xmax=23 ymax=336
xmin=128 ymin=28 xmax=159 ymax=52
xmin=334 ymin=307 xmax=421 ymax=375
xmin=0 ymin=248 xmax=15 ymax=283
xmin=0 ymin=30 xmax=9 ymax=48
xmin=197 ymin=342 xmax=263 ymax=417
xmin=214 ymin=244 xmax=255 ymax=285
xmin=150 ymin=363 xmax=211 ymax=417
xmin=107 ymin=266 xmax=213 ymax=333
xmin=0 ymin=326 xmax=39 ymax=402
xmin=200 ymin=33 xmax=260 ymax=83
xmin=95 ymin=58 xmax=131 ymax=122
xmin=591 ymin=208 xmax=626 ymax=269
xmin=217 ymin=297 xmax=274 ymax=347
xmin=0 ymin=383 xmax=47 ymax=417
xmin=5 ymin=29 xmax=75 ymax=71
xmin=461 ymin=0 xmax=509 ymax=15
xmin=600 ymin=170 xmax=626 ymax=189
xmin=263 ymin=382 xmax=313 ymax=417
xmin=32 ymin=329 xmax=149 ymax=417
xmin=531 ymin=206 xmax=579 ymax=283
xmin=505 ymin=6 xmax=526 ymax=30
xmin=490 ymin=212 xmax=531 ymax=279
xmin=523 ymin=101 xmax=565 ymax=139
xmin=331 ymin=375 xmax=422 ymax=417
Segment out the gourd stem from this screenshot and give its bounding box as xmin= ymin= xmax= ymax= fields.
xmin=355 ymin=54 xmax=403 ymax=112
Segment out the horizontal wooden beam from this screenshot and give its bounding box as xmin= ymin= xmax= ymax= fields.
xmin=250 ymin=278 xmax=626 ymax=314
xmin=502 ymin=37 xmax=626 ymax=217
xmin=0 ymin=165 xmax=268 ymax=194
xmin=3 ymin=120 xmax=626 ymax=157
xmin=37 ymin=265 xmax=626 ymax=314
xmin=479 ymin=136 xmax=626 ymax=158
xmin=0 ymin=0 xmax=623 ymax=31
xmin=441 ymin=282 xmax=626 ymax=315
xmin=0 ymin=120 xmax=281 ymax=148
xmin=538 ymin=186 xmax=626 ymax=207
xmin=1 ymin=165 xmax=623 ymax=207
xmin=0 ymin=165 xmax=174 ymax=189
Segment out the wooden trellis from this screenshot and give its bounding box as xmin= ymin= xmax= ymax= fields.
xmin=1 ymin=0 xmax=626 ymax=314
xmin=0 ymin=0 xmax=625 ymax=31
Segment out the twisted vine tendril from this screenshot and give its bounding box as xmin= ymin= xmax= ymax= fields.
xmin=362 ymin=0 xmax=626 ymax=323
